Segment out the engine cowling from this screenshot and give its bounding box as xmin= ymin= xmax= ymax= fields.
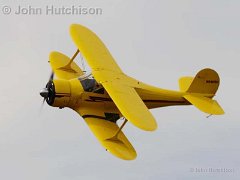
xmin=46 ymin=79 xmax=71 ymax=108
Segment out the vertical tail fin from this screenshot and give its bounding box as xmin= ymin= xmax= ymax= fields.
xmin=187 ymin=68 xmax=220 ymax=94
xmin=179 ymin=68 xmax=224 ymax=115
xmin=179 ymin=68 xmax=220 ymax=94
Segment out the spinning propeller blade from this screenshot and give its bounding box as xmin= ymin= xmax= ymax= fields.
xmin=39 ymin=71 xmax=54 ymax=112
xmin=49 ymin=71 xmax=54 ymax=81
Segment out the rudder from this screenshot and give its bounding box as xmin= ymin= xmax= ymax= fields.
xmin=187 ymin=68 xmax=220 ymax=94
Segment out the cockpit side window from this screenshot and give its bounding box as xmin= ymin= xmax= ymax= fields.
xmin=80 ymin=79 xmax=96 ymax=92
xmin=93 ymin=87 xmax=104 ymax=94
xmin=79 ymin=78 xmax=104 ymax=94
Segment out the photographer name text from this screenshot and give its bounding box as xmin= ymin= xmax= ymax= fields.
xmin=2 ymin=5 xmax=103 ymax=15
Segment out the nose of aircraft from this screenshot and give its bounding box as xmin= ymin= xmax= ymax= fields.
xmin=40 ymin=88 xmax=49 ymax=98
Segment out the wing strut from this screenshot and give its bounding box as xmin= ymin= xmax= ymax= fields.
xmin=57 ymin=49 xmax=79 ymax=73
xmin=106 ymin=118 xmax=128 ymax=143
xmin=206 ymin=114 xmax=212 ymax=118
xmin=70 ymin=49 xmax=80 ymax=63
xmin=114 ymin=118 xmax=128 ymax=137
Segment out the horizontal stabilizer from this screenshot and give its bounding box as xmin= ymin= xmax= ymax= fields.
xmin=184 ymin=94 xmax=224 ymax=115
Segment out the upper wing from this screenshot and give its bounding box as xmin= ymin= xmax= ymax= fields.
xmin=49 ymin=51 xmax=84 ymax=80
xmin=75 ymin=107 xmax=137 ymax=160
xmin=70 ymin=24 xmax=157 ymax=131
xmin=70 ymin=24 xmax=122 ymax=73
xmin=103 ymin=82 xmax=157 ymax=131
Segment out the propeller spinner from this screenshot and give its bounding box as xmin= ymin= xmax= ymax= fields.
xmin=40 ymin=71 xmax=55 ymax=106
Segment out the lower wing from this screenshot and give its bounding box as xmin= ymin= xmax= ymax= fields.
xmin=75 ymin=107 xmax=137 ymax=160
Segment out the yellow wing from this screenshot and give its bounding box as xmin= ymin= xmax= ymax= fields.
xmin=75 ymin=107 xmax=137 ymax=160
xmin=103 ymin=82 xmax=157 ymax=131
xmin=70 ymin=24 xmax=157 ymax=131
xmin=70 ymin=24 xmax=122 ymax=73
xmin=49 ymin=51 xmax=84 ymax=80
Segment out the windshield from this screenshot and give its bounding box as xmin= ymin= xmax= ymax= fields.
xmin=79 ymin=78 xmax=104 ymax=94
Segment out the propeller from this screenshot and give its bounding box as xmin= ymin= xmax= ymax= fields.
xmin=40 ymin=71 xmax=54 ymax=108
xmin=39 ymin=49 xmax=79 ymax=110
xmin=49 ymin=71 xmax=54 ymax=82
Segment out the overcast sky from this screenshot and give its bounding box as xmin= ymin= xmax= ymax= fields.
xmin=0 ymin=0 xmax=239 ymax=179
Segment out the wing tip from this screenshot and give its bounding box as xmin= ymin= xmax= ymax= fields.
xmin=130 ymin=121 xmax=157 ymax=131
xmin=69 ymin=23 xmax=88 ymax=35
xmin=126 ymin=114 xmax=158 ymax=131
xmin=69 ymin=23 xmax=78 ymax=30
xmin=103 ymin=139 xmax=137 ymax=160
xmin=142 ymin=124 xmax=158 ymax=131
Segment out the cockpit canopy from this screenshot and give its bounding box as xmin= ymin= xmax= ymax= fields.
xmin=79 ymin=76 xmax=104 ymax=94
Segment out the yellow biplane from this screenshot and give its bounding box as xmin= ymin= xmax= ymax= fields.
xmin=40 ymin=24 xmax=224 ymax=160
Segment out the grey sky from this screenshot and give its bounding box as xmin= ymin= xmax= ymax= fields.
xmin=0 ymin=0 xmax=239 ymax=179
